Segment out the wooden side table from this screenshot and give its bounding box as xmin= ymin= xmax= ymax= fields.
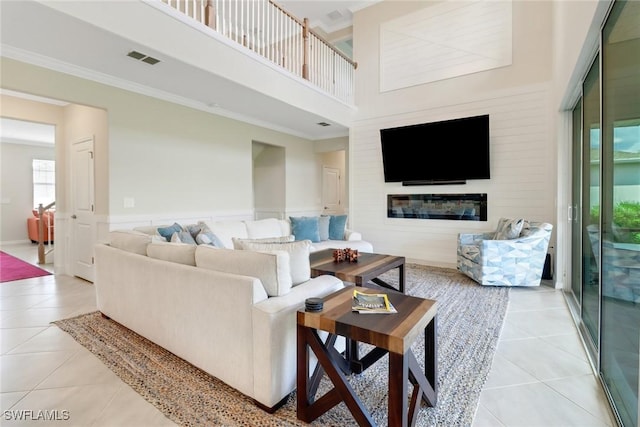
xmin=296 ymin=287 xmax=437 ymax=427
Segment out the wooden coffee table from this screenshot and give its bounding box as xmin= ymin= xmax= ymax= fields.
xmin=296 ymin=287 xmax=437 ymax=427
xmin=310 ymin=249 xmax=406 ymax=293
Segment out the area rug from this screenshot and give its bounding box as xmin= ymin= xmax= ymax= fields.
xmin=53 ymin=264 xmax=509 ymax=426
xmin=0 ymin=250 xmax=52 ymax=283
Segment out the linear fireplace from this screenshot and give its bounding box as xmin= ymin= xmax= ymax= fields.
xmin=387 ymin=193 xmax=487 ymax=221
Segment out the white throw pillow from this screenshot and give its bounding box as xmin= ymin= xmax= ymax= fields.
xmin=237 ymin=240 xmax=311 ymax=286
xmin=195 ymin=245 xmax=292 ymax=297
xmin=231 ymin=235 xmax=295 ymax=249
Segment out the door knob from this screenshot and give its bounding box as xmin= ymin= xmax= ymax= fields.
xmin=71 ymin=214 xmax=77 ymax=219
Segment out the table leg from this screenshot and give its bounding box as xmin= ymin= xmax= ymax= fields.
xmin=388 ymin=351 xmax=409 ymax=427
xmin=297 ymin=325 xmax=375 ymax=426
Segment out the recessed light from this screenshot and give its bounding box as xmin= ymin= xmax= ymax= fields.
xmin=317 ymin=122 xmax=331 ymax=127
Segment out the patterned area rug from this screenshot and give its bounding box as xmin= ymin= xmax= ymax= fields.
xmin=53 ymin=264 xmax=509 ymax=426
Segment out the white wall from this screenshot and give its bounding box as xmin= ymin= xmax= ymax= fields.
xmin=1 ymin=59 xmax=324 ymax=271
xmin=351 ymin=0 xmax=557 ymax=268
xmin=0 ymin=142 xmax=55 ymax=243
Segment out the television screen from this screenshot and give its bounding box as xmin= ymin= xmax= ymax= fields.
xmin=380 ymin=114 xmax=490 ymax=184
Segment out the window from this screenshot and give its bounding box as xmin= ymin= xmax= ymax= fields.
xmin=32 ymin=159 xmax=55 ymax=208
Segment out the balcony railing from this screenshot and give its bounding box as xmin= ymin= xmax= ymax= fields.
xmin=162 ymin=0 xmax=356 ymax=103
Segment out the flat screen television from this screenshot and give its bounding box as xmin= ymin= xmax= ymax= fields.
xmin=380 ymin=114 xmax=490 ymax=185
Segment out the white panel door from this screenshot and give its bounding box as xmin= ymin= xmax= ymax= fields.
xmin=322 ymin=166 xmax=341 ymax=214
xmin=71 ymin=137 xmax=95 ymax=282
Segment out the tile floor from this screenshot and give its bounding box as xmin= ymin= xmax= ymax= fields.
xmin=0 ymin=243 xmax=618 ymax=426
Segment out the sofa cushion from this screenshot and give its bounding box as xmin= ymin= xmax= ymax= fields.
xmin=109 ymin=230 xmax=153 ymax=255
xmin=147 ymin=242 xmax=197 ymax=266
xmin=245 ymin=218 xmax=284 ymax=239
xmin=195 ymin=245 xmax=292 ymax=297
xmin=290 ymin=216 xmax=320 ymax=242
xmin=157 ymin=222 xmax=183 ymax=242
xmin=203 ymin=220 xmax=249 ymax=249
xmin=328 ymin=215 xmax=348 ymax=240
xmin=231 ymin=235 xmax=295 ymax=249
xmin=237 ymin=240 xmax=311 ymax=286
xmin=318 ymin=215 xmax=330 ymax=241
xmin=170 ymin=230 xmax=197 ymax=245
xmin=495 ymin=218 xmax=525 ymax=240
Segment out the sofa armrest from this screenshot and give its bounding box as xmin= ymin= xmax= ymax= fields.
xmin=344 ymin=228 xmax=362 ymax=241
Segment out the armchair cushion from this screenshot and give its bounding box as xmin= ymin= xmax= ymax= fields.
xmin=494 ymin=218 xmax=525 ymax=240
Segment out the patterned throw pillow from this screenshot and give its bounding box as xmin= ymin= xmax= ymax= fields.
xmin=494 ymin=218 xmax=525 ymax=240
xmin=289 ymin=216 xmax=320 ymax=242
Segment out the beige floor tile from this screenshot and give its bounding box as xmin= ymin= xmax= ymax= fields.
xmin=496 ymin=337 xmax=593 ymax=382
xmin=0 ymin=327 xmax=46 ymax=355
xmin=36 ymin=347 xmax=121 ymax=389
xmin=483 ymin=353 xmax=539 ymax=389
xmin=544 ymin=374 xmax=617 ymax=426
xmin=503 ymin=306 xmax=578 ymax=338
xmin=92 ymin=383 xmax=178 ymax=427
xmin=7 ymin=326 xmax=81 ymax=354
xmin=478 ymin=382 xmax=613 ymax=427
xmin=472 ymin=403 xmax=506 ymax=427
xmin=0 ymin=391 xmax=28 ymax=411
xmin=0 ymin=351 xmax=76 ymax=392
xmin=8 ymin=383 xmax=121 ymax=426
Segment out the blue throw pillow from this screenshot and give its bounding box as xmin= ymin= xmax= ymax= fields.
xmin=290 ymin=216 xmax=320 ymax=242
xmin=157 ymin=222 xmax=183 ymax=242
xmin=328 ymin=215 xmax=348 ymax=240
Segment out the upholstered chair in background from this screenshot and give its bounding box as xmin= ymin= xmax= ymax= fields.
xmin=457 ymin=218 xmax=553 ymax=287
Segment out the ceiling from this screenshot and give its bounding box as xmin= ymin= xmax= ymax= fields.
xmin=0 ymin=0 xmax=378 ymax=141
xmin=279 ymin=1 xmax=380 ymax=34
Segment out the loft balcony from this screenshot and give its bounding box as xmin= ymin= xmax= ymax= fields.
xmin=160 ymin=0 xmax=356 ymax=104
xmin=1 ymin=0 xmax=356 ymax=139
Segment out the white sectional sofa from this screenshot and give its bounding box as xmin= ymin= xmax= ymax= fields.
xmin=94 ymin=217 xmax=371 ymax=411
xmin=133 ymin=217 xmax=373 ymax=254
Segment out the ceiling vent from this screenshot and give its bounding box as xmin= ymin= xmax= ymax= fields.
xmin=127 ymin=50 xmax=161 ymax=65
xmin=316 ymin=122 xmax=331 ymax=127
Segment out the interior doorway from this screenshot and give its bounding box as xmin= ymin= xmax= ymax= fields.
xmin=252 ymin=141 xmax=286 ymax=219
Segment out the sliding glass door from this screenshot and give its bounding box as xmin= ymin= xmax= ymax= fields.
xmin=600 ymin=2 xmax=640 ymax=426
xmin=569 ymin=2 xmax=639 ymax=426
xmin=581 ymin=55 xmax=601 ymax=353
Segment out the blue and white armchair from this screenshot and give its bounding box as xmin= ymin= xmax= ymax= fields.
xmin=457 ymin=218 xmax=553 ymax=287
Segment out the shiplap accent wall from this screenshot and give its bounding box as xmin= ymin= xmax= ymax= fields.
xmin=350 ymin=84 xmax=555 ymax=268
xmin=380 ymin=0 xmax=512 ymax=92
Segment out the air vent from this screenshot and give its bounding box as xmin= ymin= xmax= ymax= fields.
xmin=127 ymin=50 xmax=161 ymax=65
xmin=317 ymin=122 xmax=331 ymax=127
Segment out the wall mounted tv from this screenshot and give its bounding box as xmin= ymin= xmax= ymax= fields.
xmin=380 ymin=114 xmax=490 ymax=185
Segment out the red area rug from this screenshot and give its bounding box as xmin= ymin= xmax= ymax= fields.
xmin=0 ymin=251 xmax=52 ymax=283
